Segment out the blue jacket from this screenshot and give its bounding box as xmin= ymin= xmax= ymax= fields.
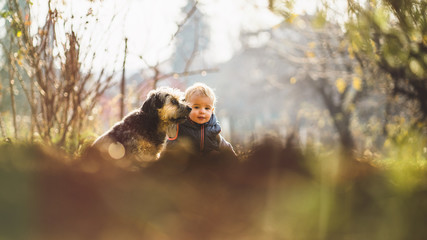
xmin=166 ymin=114 xmax=235 ymax=154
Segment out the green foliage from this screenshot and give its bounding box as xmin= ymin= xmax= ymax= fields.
xmin=268 ymin=0 xmax=295 ymax=21
xmin=346 ymin=0 xmax=427 ymax=120
xmin=269 ymin=0 xmax=427 ymax=155
xmin=0 ymin=10 xmax=13 ymax=18
xmin=312 ymin=9 xmax=327 ymax=29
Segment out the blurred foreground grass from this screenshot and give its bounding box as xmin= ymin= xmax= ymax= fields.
xmin=0 ymin=137 xmax=427 ymax=240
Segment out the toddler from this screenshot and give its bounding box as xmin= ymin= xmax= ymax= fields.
xmin=166 ymin=82 xmax=235 ymax=155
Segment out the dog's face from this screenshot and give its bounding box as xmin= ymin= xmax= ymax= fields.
xmin=142 ymin=87 xmax=191 ymax=124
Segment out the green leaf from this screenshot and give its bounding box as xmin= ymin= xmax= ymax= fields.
xmin=409 ymin=58 xmax=424 ymax=78
xmin=373 ymin=7 xmax=390 ymax=32
xmin=312 ymin=10 xmax=327 ymax=29
xmin=0 ymin=11 xmax=12 ymax=18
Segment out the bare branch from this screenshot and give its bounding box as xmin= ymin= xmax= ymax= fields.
xmin=171 ymin=0 xmax=199 ymax=41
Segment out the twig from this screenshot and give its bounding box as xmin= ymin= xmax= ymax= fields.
xmin=8 ymin=37 xmax=18 ymax=139
xmin=0 ymin=112 xmax=7 ymax=138
xmin=171 ymin=0 xmax=199 ymax=41
xmin=120 ymin=38 xmax=128 ymax=119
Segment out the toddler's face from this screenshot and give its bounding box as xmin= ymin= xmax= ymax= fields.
xmin=187 ymin=94 xmax=214 ymax=124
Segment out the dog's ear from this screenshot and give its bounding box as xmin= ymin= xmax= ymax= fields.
xmin=141 ymin=92 xmax=165 ymax=113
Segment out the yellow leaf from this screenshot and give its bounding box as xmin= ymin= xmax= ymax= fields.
xmin=410 ymin=31 xmax=422 ymax=42
xmin=384 ymin=139 xmax=391 ymax=147
xmin=335 ymin=78 xmax=347 ymax=93
xmin=286 ymin=13 xmax=298 ymax=23
xmin=370 ymin=39 xmax=376 ymax=52
xmin=348 ymin=46 xmax=355 ymax=59
xmin=375 ymin=54 xmax=380 ymax=61
xmin=409 ymin=58 xmax=424 ymax=77
xmin=290 ymin=77 xmax=297 ymax=84
xmin=16 ymin=31 xmax=22 ymax=37
xmin=351 ymin=39 xmax=360 ymax=52
xmin=352 ymin=76 xmax=362 ymax=91
xmin=272 ymin=23 xmax=281 ymax=29
xmin=305 ymin=51 xmax=315 ymax=58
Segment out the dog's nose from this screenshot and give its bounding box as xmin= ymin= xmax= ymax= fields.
xmin=186 ymin=106 xmax=192 ymax=112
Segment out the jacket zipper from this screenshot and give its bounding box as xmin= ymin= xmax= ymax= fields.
xmin=200 ymin=125 xmax=204 ymax=151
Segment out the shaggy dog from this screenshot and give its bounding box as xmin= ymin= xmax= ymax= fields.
xmin=90 ymin=87 xmax=191 ymax=168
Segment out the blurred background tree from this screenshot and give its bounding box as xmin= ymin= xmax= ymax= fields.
xmin=0 ymin=0 xmax=115 ymax=150
xmin=346 ymin=0 xmax=427 ymax=122
xmin=266 ymin=0 xmax=427 ymax=154
xmin=0 ymin=0 xmax=426 ymax=156
xmin=268 ymin=16 xmax=363 ymax=156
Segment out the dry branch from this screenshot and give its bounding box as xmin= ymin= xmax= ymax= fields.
xmin=2 ymin=0 xmax=115 ymax=149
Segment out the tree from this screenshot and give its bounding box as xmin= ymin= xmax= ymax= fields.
xmin=0 ymin=0 xmax=115 ymax=149
xmin=172 ymin=0 xmax=210 ymax=76
xmin=268 ymin=0 xmax=427 ymax=153
xmin=137 ymin=0 xmax=217 ymax=91
xmin=270 ymin=16 xmax=365 ymax=155
xmin=346 ymin=0 xmax=427 ymax=123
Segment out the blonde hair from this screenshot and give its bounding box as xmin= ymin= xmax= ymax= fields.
xmin=185 ymin=82 xmax=216 ymax=106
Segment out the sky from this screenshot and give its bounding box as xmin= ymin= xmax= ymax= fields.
xmin=0 ymin=0 xmax=329 ymax=75
xmin=51 ymin=0 xmax=286 ymax=74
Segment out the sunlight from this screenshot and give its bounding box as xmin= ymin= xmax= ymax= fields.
xmin=30 ymin=0 xmax=187 ymax=73
xmin=108 ymin=142 xmax=125 ymax=159
xmin=27 ymin=0 xmax=282 ymax=74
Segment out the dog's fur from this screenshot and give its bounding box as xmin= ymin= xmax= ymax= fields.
xmin=90 ymin=87 xmax=191 ymax=168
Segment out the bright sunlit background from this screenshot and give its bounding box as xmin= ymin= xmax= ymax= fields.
xmin=0 ymin=0 xmax=401 ymax=146
xmin=19 ymin=0 xmax=329 ymax=73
